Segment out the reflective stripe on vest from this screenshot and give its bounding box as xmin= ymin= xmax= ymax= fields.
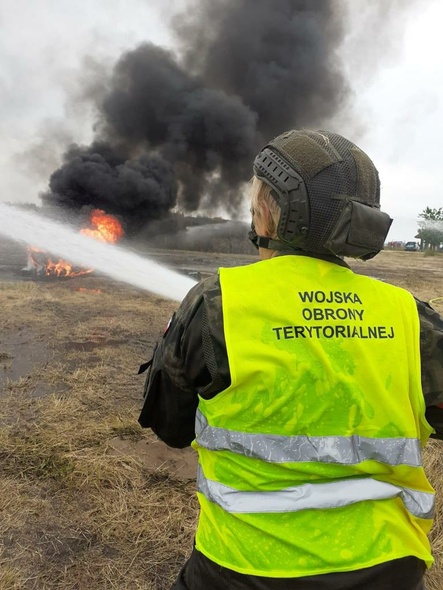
xmin=197 ymin=466 xmax=434 ymax=520
xmin=196 ymin=410 xmax=422 ymax=467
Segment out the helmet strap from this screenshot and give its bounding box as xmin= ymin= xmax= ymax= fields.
xmin=248 ymin=229 xmax=300 ymax=252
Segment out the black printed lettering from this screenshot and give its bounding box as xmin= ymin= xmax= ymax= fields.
xmin=323 ymin=326 xmax=334 ymax=338
xmin=313 ymin=308 xmax=324 ymax=320
xmin=358 ymin=326 xmax=368 ymax=339
xmin=368 ymin=326 xmax=377 ymax=338
xmin=335 ymin=325 xmax=346 ymax=337
xmin=336 ymin=308 xmax=347 ymax=320
xmin=294 ymin=326 xmax=306 ymax=338
xmin=298 ymin=290 xmax=363 ymax=306
xmin=334 ymin=291 xmax=343 ymax=304
xmin=272 ymin=327 xmax=283 ymax=340
xmin=299 ymin=291 xmax=314 ymax=303
xmin=378 ymin=327 xmax=387 ymax=339
xmin=283 ymin=326 xmax=294 ymax=339
xmin=302 ymin=308 xmax=312 ymax=321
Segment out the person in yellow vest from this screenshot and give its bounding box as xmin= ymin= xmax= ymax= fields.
xmin=139 ymin=130 xmax=443 ymax=590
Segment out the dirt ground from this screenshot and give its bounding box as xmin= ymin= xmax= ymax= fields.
xmin=0 ymin=237 xmax=443 ymax=589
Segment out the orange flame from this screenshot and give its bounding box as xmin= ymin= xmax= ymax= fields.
xmin=80 ymin=209 xmax=124 ymax=243
xmin=27 ymin=247 xmax=94 ymax=278
xmin=28 ymin=210 xmax=124 ymax=278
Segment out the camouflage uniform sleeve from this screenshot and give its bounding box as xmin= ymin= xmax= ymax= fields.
xmin=138 ymin=273 xmax=228 ymax=448
xmin=416 ymin=298 xmax=443 ymax=439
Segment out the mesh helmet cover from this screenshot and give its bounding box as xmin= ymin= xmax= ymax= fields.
xmin=253 ymin=129 xmax=392 ymax=259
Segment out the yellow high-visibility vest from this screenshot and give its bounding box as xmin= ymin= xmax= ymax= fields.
xmin=193 ymin=255 xmax=434 ymax=578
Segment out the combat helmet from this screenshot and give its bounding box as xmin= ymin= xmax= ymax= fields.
xmin=251 ymin=129 xmax=392 ymax=260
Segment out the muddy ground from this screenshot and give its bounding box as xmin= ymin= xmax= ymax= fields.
xmin=0 ymin=236 xmax=443 ymax=589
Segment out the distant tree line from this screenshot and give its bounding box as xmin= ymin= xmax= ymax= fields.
xmin=416 ymin=207 xmax=443 ymax=251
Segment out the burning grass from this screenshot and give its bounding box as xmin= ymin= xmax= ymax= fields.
xmin=25 ymin=209 xmax=125 ymax=279
xmin=0 ymin=250 xmax=443 ymax=588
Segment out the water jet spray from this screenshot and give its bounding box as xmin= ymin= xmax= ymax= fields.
xmin=0 ymin=204 xmax=197 ymax=301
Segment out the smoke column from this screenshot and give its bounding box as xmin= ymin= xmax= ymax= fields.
xmin=43 ymin=1 xmax=350 ymax=231
xmin=175 ymin=0 xmax=347 ymax=138
xmin=0 ymin=204 xmax=196 ymax=301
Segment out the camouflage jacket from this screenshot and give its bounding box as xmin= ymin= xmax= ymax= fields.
xmin=139 ymin=257 xmax=443 ymax=448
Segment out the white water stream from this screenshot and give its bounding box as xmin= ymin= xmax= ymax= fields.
xmin=0 ymin=203 xmax=197 ymax=301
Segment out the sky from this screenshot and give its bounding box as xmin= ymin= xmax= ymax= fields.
xmin=0 ymin=0 xmax=442 ymax=242
xmin=345 ymin=0 xmax=443 ymax=241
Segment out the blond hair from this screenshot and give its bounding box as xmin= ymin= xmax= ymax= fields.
xmin=250 ymin=176 xmax=281 ymax=239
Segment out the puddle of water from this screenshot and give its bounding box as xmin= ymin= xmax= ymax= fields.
xmin=108 ymin=437 xmax=197 ymax=481
xmin=0 ymin=331 xmax=53 ymax=397
xmin=0 ymin=330 xmax=130 ymax=397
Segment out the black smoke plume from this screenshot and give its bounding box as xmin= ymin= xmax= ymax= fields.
xmin=49 ymin=141 xmax=177 ymax=232
xmin=175 ymin=0 xmax=346 ymax=138
xmin=44 ymin=0 xmax=349 ymax=233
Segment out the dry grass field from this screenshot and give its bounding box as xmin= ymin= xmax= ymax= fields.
xmin=0 ymin=244 xmax=442 ymax=589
